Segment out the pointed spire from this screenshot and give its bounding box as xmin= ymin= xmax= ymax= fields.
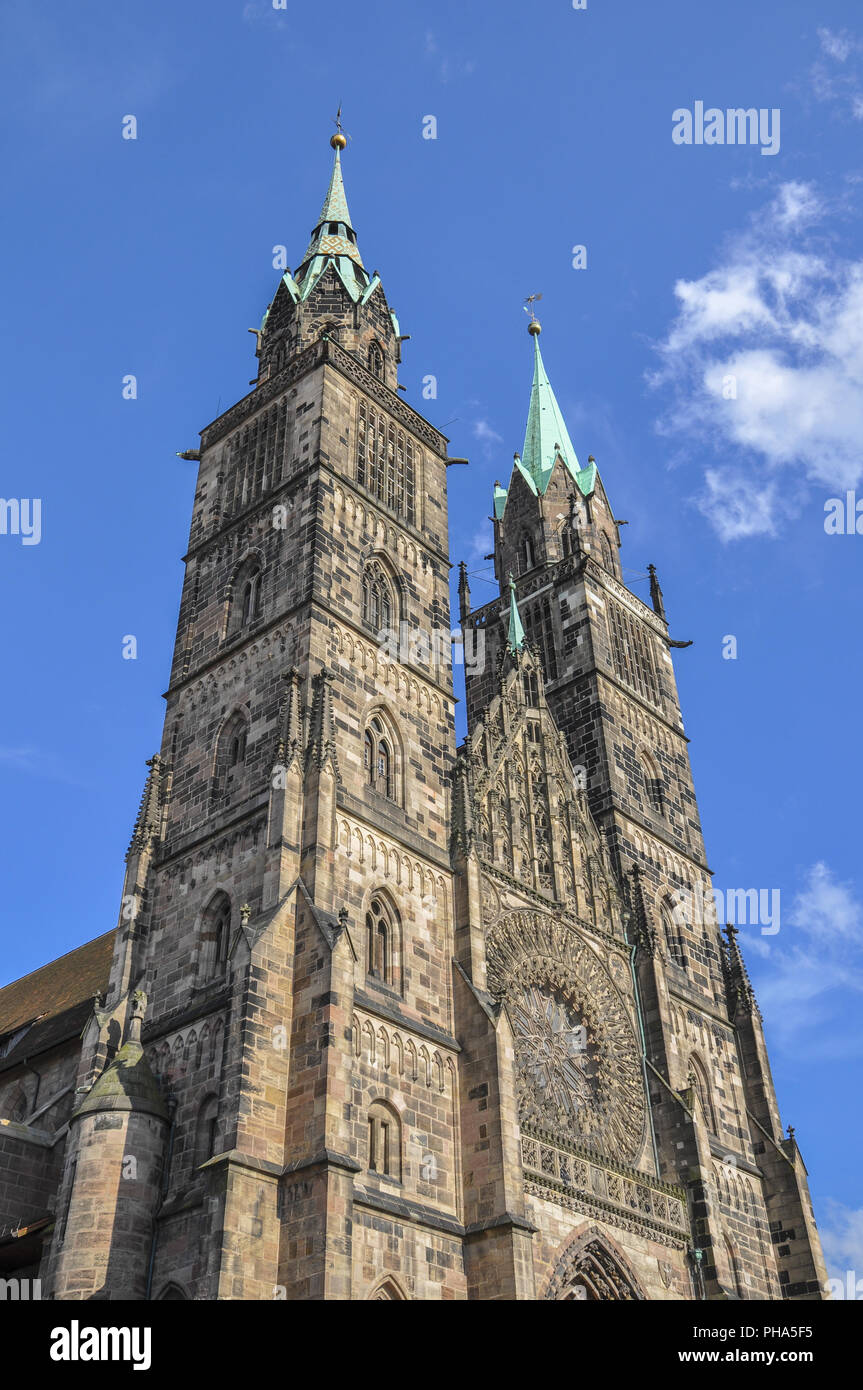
xmin=506 ymin=574 xmax=525 ymax=651
xmin=458 ymin=561 xmax=471 ymax=622
xmin=126 ymin=755 xmax=163 ymax=861
xmin=274 ymin=667 xmax=303 ymax=770
xmin=495 ymin=322 xmax=596 ymax=519
xmin=627 ymin=865 xmax=657 ymax=957
xmin=647 ymin=563 xmax=667 ymax=622
xmin=450 ymin=750 xmax=476 ymax=860
xmin=722 ymin=923 xmax=760 ymax=1019
xmin=294 ymin=131 xmax=368 ymax=301
xmin=305 ymin=666 xmax=341 ymax=779
xmin=521 ymin=322 xmax=580 ymax=492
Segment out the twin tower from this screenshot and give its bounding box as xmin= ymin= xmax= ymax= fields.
xmin=32 ymin=133 xmax=827 ymax=1300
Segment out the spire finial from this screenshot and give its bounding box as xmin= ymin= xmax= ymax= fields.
xmin=506 ymin=573 xmax=526 ymax=651
xmin=524 ymin=292 xmax=542 ymax=335
xmin=520 ymin=319 xmax=581 ymax=491
xmin=330 ymin=104 xmax=347 ymax=150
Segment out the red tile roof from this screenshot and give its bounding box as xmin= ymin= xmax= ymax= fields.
xmin=0 ymin=932 xmax=115 ymax=1038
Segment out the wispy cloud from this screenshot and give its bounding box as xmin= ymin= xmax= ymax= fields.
xmin=810 ymin=27 xmax=863 ymax=118
xmin=424 ymin=30 xmax=476 ymax=84
xmin=650 ymin=182 xmax=863 ymax=539
xmin=241 ymin=1 xmax=297 ymax=37
xmin=818 ymin=27 xmax=855 ymax=63
xmin=472 ymin=418 xmax=504 ymax=456
xmin=747 ymin=863 xmax=863 ymax=1060
xmin=818 ymin=1199 xmax=863 ymax=1296
xmin=0 ymin=745 xmax=89 ymax=788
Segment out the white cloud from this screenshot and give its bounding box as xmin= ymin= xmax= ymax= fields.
xmin=696 ymin=471 xmax=781 ymax=542
xmin=818 ymin=1199 xmax=863 ymax=1297
xmin=748 ymin=863 xmax=863 ymax=1059
xmin=810 ymin=27 xmax=863 ymax=117
xmin=472 ymin=419 xmax=503 ymax=453
xmin=465 ymin=527 xmax=492 ymax=564
xmin=0 ymin=746 xmax=39 ymax=768
xmin=789 ymin=860 xmax=862 ymax=942
xmin=424 ymin=29 xmax=476 ymax=83
xmin=0 ymin=745 xmax=88 ymax=787
xmin=818 ymin=28 xmax=854 ymax=63
xmin=652 ymin=183 xmax=863 ymax=538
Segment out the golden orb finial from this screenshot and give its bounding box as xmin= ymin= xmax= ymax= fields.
xmin=528 ymin=318 xmax=541 ymax=336
xmin=330 ymin=132 xmax=347 ymax=150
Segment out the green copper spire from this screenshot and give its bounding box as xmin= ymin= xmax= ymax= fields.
xmin=506 ymin=574 xmax=525 ymax=651
xmin=493 ymin=323 xmax=597 ymax=520
xmin=294 ymin=134 xmax=369 ymax=302
xmin=521 ymin=327 xmax=579 ymax=490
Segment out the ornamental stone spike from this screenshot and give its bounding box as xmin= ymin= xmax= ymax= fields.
xmin=126 ymin=754 xmax=163 ymax=861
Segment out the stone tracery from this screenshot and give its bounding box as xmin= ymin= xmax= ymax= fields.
xmin=487 ymin=912 xmax=646 ymax=1161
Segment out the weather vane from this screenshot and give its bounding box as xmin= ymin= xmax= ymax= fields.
xmin=330 ymin=104 xmax=349 ymax=149
xmin=523 ymin=293 xmax=542 ymax=323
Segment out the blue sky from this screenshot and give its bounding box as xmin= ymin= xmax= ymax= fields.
xmin=1 ymin=0 xmax=861 ymax=1289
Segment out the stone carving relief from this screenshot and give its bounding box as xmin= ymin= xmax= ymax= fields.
xmin=487 ymin=911 xmax=646 ymax=1162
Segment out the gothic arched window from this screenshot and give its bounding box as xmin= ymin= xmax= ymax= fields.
xmin=520 ymin=534 xmax=535 ymax=573
xmin=367 ymin=1101 xmax=401 ymax=1180
xmin=230 ymin=727 xmax=247 ymax=767
xmin=195 ymin=1094 xmax=220 ymax=1167
xmin=200 ymin=892 xmax=232 ymax=979
xmin=2 ymin=1085 xmax=29 ymax=1124
xmin=365 ymin=896 xmax=400 ymax=988
xmin=724 ymin=1235 xmax=745 ymax=1299
xmin=362 ymin=561 xmax=394 ymax=634
xmin=364 ymin=717 xmax=392 ymax=799
xmin=356 ymin=401 xmax=417 ymax=525
xmin=227 ymin=556 xmax=264 ymax=637
xmin=560 ymin=523 xmax=573 ymax=558
xmin=600 ymin=533 xmax=614 ymax=571
xmin=363 ymin=710 xmax=400 ymax=804
xmin=639 ymin=752 xmax=664 ymax=815
xmin=689 ymin=1054 xmax=717 ymax=1133
xmin=223 ymin=711 xmax=248 ymax=769
xmin=213 ymin=708 xmax=251 ymax=807
xmin=368 ymin=342 xmax=384 ymax=379
xmin=241 ymin=567 xmax=262 ymax=626
xmin=662 ymin=903 xmax=686 ymax=968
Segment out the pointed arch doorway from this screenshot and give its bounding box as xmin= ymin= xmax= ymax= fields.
xmin=544 ymin=1227 xmax=646 ymax=1301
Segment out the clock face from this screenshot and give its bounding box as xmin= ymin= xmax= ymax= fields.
xmin=488 ymin=912 xmax=646 ymax=1161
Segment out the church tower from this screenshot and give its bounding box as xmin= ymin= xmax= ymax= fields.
xmin=21 ymin=134 xmax=827 ymax=1302
xmin=459 ymin=316 xmax=828 ymax=1300
xmin=42 ymin=130 xmax=463 ymax=1301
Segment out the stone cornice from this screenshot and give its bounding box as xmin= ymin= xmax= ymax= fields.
xmin=198 ymin=337 xmax=448 ymax=457
xmin=353 ymin=990 xmax=460 ymax=1054
xmin=603 ymin=806 xmax=710 ymax=874
xmin=352 ymin=1185 xmax=463 ymax=1237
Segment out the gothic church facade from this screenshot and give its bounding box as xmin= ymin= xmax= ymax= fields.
xmin=0 ymin=134 xmax=827 ymax=1301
